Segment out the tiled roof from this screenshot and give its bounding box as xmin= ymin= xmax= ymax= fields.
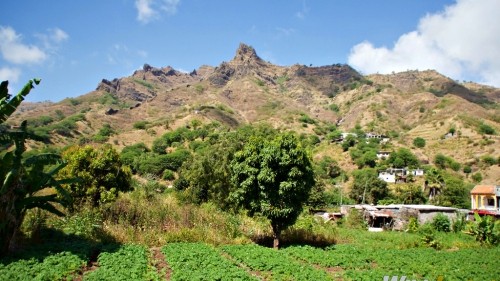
xmin=470 ymin=185 xmax=495 ymax=195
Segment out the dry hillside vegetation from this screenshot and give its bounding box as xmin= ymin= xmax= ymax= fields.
xmin=8 ymin=43 xmax=499 ymax=182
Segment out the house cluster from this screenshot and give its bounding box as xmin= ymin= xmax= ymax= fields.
xmin=335 ymin=132 xmax=389 ymax=143
xmin=315 ymin=184 xmax=499 ymax=232
xmin=378 ymin=167 xmax=425 ymax=183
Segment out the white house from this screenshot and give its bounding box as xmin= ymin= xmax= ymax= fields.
xmin=376 ymin=151 xmax=391 ymax=160
xmin=378 ymin=171 xmax=396 ymax=183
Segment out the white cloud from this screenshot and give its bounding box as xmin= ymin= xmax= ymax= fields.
xmin=0 ymin=67 xmax=21 ymax=83
xmin=50 ymin=28 xmax=69 ymax=43
xmin=161 ymin=0 xmax=180 ymax=15
xmin=135 ymin=0 xmax=180 ymax=23
xmin=348 ymin=0 xmax=500 ymax=87
xmin=0 ymin=26 xmax=47 ymax=64
xmin=136 ymin=0 xmax=158 ymax=23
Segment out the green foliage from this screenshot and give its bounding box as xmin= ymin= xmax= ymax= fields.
xmin=341 ymin=134 xmax=357 ymax=151
xmin=152 ymin=130 xmax=183 ymax=154
xmin=386 ymin=148 xmax=419 ymax=168
xmin=481 ymin=155 xmax=497 ymax=166
xmin=222 ymin=244 xmax=330 ymax=280
xmin=132 ymin=78 xmax=155 ymax=90
xmin=230 ymin=133 xmax=315 ymax=248
xmin=163 ymin=243 xmax=256 ymax=281
xmin=298 ymin=113 xmax=316 ymax=124
xmin=60 ymin=145 xmax=132 ymax=209
xmin=344 ymin=208 xmax=367 ymax=230
xmin=438 ymin=174 xmax=472 ymax=209
xmin=120 ymin=143 xmax=149 ymax=169
xmin=431 ymin=213 xmax=451 ymax=232
xmin=478 ymin=122 xmax=496 ymax=135
xmin=434 ymin=153 xmax=460 ymax=171
xmin=349 ymin=168 xmax=389 ymax=204
xmin=463 ymin=165 xmax=472 ymax=174
xmin=162 ymin=169 xmax=175 ymax=180
xmin=413 ymin=137 xmax=426 ymax=148
xmin=391 ymin=184 xmax=427 ymax=204
xmin=329 ymin=103 xmax=340 ymax=112
xmin=467 ymin=213 xmax=500 ymax=245
xmin=0 ymin=251 xmax=86 ymax=280
xmin=0 ymin=79 xmax=74 ymax=256
xmin=133 ymin=121 xmax=149 ymax=130
xmin=349 ymin=140 xmax=379 ymax=168
xmin=85 ymin=244 xmax=157 ymax=280
xmin=471 ymin=172 xmax=483 ymax=183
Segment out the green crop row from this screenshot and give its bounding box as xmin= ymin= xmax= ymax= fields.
xmin=282 ymin=244 xmax=500 ymax=281
xmin=0 ymin=251 xmax=86 ymax=281
xmin=161 ymin=242 xmax=256 ymax=281
xmin=221 ymin=244 xmax=332 ymax=281
xmin=84 ymin=244 xmax=159 ymax=281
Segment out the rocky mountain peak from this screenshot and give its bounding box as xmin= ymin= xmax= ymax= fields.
xmin=232 ymin=43 xmax=263 ymax=64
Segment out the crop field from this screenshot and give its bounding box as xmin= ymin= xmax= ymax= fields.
xmin=1 ymin=242 xmax=499 ymax=281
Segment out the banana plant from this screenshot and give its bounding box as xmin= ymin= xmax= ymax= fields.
xmin=0 ymin=79 xmax=74 ymax=256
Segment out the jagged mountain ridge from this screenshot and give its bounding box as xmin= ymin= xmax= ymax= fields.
xmin=9 ymin=43 xmax=500 ymax=182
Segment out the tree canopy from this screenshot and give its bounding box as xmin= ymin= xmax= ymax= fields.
xmin=230 ymin=132 xmax=315 ymax=248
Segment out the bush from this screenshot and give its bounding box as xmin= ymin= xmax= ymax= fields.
xmin=162 ymin=169 xmax=175 ymax=180
xmin=478 ymin=123 xmax=496 ymax=135
xmin=413 ymin=137 xmax=426 ymax=148
xmin=471 ymin=172 xmax=483 ymax=183
xmin=432 ymin=213 xmax=451 ymax=232
xmin=133 ymin=121 xmax=149 ymax=130
xmin=60 ymin=145 xmax=132 ymax=209
xmin=482 ymin=155 xmax=497 ymax=166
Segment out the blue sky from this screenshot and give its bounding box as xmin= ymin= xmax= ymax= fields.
xmin=1 ymin=0 xmax=499 ymax=102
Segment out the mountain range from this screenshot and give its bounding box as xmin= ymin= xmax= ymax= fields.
xmin=8 ymin=43 xmax=500 ymax=183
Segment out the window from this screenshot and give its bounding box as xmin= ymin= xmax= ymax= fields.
xmin=487 ymin=198 xmax=495 ymax=207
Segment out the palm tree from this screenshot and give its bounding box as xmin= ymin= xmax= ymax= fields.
xmin=424 ymin=168 xmax=445 ymax=202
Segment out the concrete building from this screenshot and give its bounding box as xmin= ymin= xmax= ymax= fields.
xmin=470 ymin=185 xmax=500 ymax=216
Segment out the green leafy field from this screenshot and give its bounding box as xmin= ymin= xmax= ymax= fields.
xmin=1 ymin=241 xmax=499 ymax=281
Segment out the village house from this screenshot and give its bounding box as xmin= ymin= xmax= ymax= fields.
xmin=340 ymin=204 xmax=458 ymax=230
xmin=378 ymin=168 xmax=424 ymax=183
xmin=376 ymin=151 xmax=391 ymax=160
xmin=470 ymin=185 xmax=500 ymax=216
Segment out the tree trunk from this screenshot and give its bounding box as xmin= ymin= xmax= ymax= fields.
xmin=272 ymin=224 xmax=281 ymax=249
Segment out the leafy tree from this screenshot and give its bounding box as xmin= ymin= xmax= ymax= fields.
xmin=349 ymin=168 xmax=389 ymax=205
xmin=392 ymin=184 xmax=426 ymax=204
xmin=438 ymin=175 xmax=472 ymax=208
xmin=413 ymin=137 xmax=426 ymax=148
xmin=230 ymin=133 xmax=315 ymax=249
xmin=1 ymin=79 xmax=73 ymax=256
xmin=59 ymin=144 xmax=132 ymax=209
xmin=468 ymin=213 xmax=500 ymax=245
xmin=387 ymin=148 xmax=419 ymax=168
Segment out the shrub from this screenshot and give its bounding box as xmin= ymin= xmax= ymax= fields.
xmin=482 ymin=155 xmax=497 ymax=166
xmin=478 ymin=123 xmax=496 ymax=135
xmin=162 ymin=169 xmax=175 ymax=180
xmin=463 ymin=165 xmax=472 ymax=174
xmin=471 ymin=172 xmax=483 ymax=183
xmin=432 ymin=213 xmax=451 ymax=232
xmin=413 ymin=137 xmax=426 ymax=148
xmin=60 ymin=144 xmax=132 ymax=209
xmin=133 ymin=121 xmax=149 ymax=130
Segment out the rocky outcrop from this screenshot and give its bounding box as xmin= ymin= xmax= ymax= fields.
xmin=96 ymin=78 xmax=120 ymax=93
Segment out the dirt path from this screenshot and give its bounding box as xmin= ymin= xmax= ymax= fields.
xmin=150 ymin=247 xmax=171 ymax=280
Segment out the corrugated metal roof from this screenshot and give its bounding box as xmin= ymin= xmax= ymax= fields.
xmin=471 ymin=185 xmax=496 ymax=195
